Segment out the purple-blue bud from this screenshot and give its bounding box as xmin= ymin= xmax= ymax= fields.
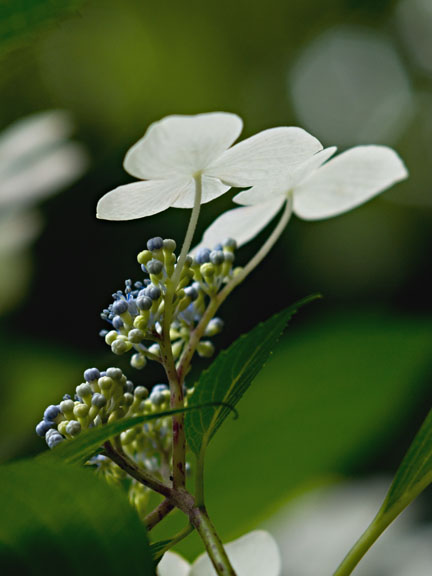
xmin=112 ymin=300 xmax=128 ymax=315
xmin=147 ymin=237 xmax=164 ymax=251
xmin=43 ymin=405 xmax=60 ymax=421
xmin=84 ymin=368 xmax=101 ymax=382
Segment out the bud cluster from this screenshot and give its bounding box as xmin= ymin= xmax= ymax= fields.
xmin=100 ymin=236 xmax=238 ymax=368
xmin=35 ymin=366 xmax=194 ymax=518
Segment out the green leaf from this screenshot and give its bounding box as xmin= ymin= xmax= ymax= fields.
xmin=382 ymin=407 xmax=432 ymax=514
xmin=334 ymin=406 xmax=432 ymax=575
xmin=39 ymin=404 xmax=233 ymax=466
xmin=150 ymin=539 xmax=174 ymax=564
xmin=185 ymin=296 xmax=319 ymax=455
xmin=0 ymin=459 xmax=154 ymax=575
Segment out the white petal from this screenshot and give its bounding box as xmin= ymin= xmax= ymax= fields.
xmin=190 ymin=531 xmax=281 ymax=576
xmin=124 ymin=113 xmax=243 ymax=180
xmin=157 ymin=551 xmax=191 ymax=576
xmin=206 ymin=127 xmax=322 ymax=187
xmin=291 ymin=146 xmax=337 ymax=187
xmin=233 ymin=147 xmax=337 ymax=207
xmin=96 ymin=178 xmax=192 ymax=221
xmin=172 ymin=176 xmax=230 ymax=208
xmin=233 ymin=178 xmax=290 ymax=206
xmin=294 ymin=145 xmax=408 ymax=220
xmin=192 ymin=198 xmax=285 ymax=252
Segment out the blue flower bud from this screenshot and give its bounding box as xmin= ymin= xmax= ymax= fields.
xmin=195 ymin=248 xmax=211 ymax=264
xmin=112 ymin=300 xmax=128 ymax=315
xmin=92 ymin=393 xmax=107 ymax=408
xmin=151 ymin=384 xmax=169 ymax=394
xmin=163 ymin=239 xmax=176 ymax=252
xmin=128 ymin=300 xmax=138 ymax=316
xmin=147 ymin=237 xmax=164 ymax=251
xmin=147 ymin=259 xmax=164 ymax=275
xmin=146 ymin=285 xmax=161 ymax=301
xmin=46 ymin=432 xmax=64 ymax=449
xmin=84 ymin=368 xmax=100 ymax=382
xmin=214 ymin=243 xmax=223 ymax=251
xmin=112 ymin=315 xmax=124 ymax=329
xmin=43 ymin=405 xmax=60 ymax=421
xmin=210 ymin=250 xmax=224 ymax=265
xmin=36 ymin=420 xmax=53 ymax=437
xmin=137 ymin=295 xmax=152 ymax=310
xmin=149 ymin=385 xmax=170 ymax=406
xmin=184 ymin=286 xmax=198 ymax=301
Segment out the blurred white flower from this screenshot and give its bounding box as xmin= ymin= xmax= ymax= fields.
xmin=0 ymin=110 xmax=88 ymax=211
xmin=196 ymin=145 xmax=408 ymax=249
xmin=157 ymin=530 xmax=281 ymax=576
xmin=289 ymin=27 xmax=413 ymax=146
xmin=0 ymin=110 xmax=87 ymax=313
xmin=96 ymin=112 xmax=322 ymax=221
xmin=396 ymin=0 xmax=432 ymax=77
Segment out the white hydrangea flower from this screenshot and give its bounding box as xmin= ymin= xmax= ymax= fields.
xmin=96 ymin=112 xmax=322 ymax=220
xmin=157 ymin=530 xmax=281 ymax=576
xmin=195 ymin=145 xmax=408 ymax=249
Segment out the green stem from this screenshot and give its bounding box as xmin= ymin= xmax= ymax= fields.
xmin=171 ymin=174 xmax=203 ymax=289
xmin=103 ymin=441 xmax=172 ymax=498
xmin=333 ymin=508 xmax=400 ymax=576
xmin=190 ymin=506 xmax=237 ymax=576
xmin=161 ymin=175 xmax=202 ymax=489
xmin=145 ymin=499 xmax=174 ymax=531
xmin=178 ymin=196 xmax=293 ymax=377
xmin=195 ymin=449 xmax=206 ymax=507
xmin=155 ymin=523 xmax=195 ymax=559
xmin=221 ymin=194 xmax=293 ymax=299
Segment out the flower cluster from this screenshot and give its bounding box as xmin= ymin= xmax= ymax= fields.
xmin=100 ymin=236 xmax=236 ymax=368
xmin=35 ymin=366 xmax=192 ymax=518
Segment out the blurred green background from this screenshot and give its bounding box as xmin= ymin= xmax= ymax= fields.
xmin=1 ymin=0 xmax=432 ymax=562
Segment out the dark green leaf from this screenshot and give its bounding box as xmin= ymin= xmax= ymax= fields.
xmin=150 ymin=539 xmax=174 ymax=564
xmin=0 ymin=459 xmax=154 ymax=575
xmin=185 ymin=296 xmax=319 ymax=455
